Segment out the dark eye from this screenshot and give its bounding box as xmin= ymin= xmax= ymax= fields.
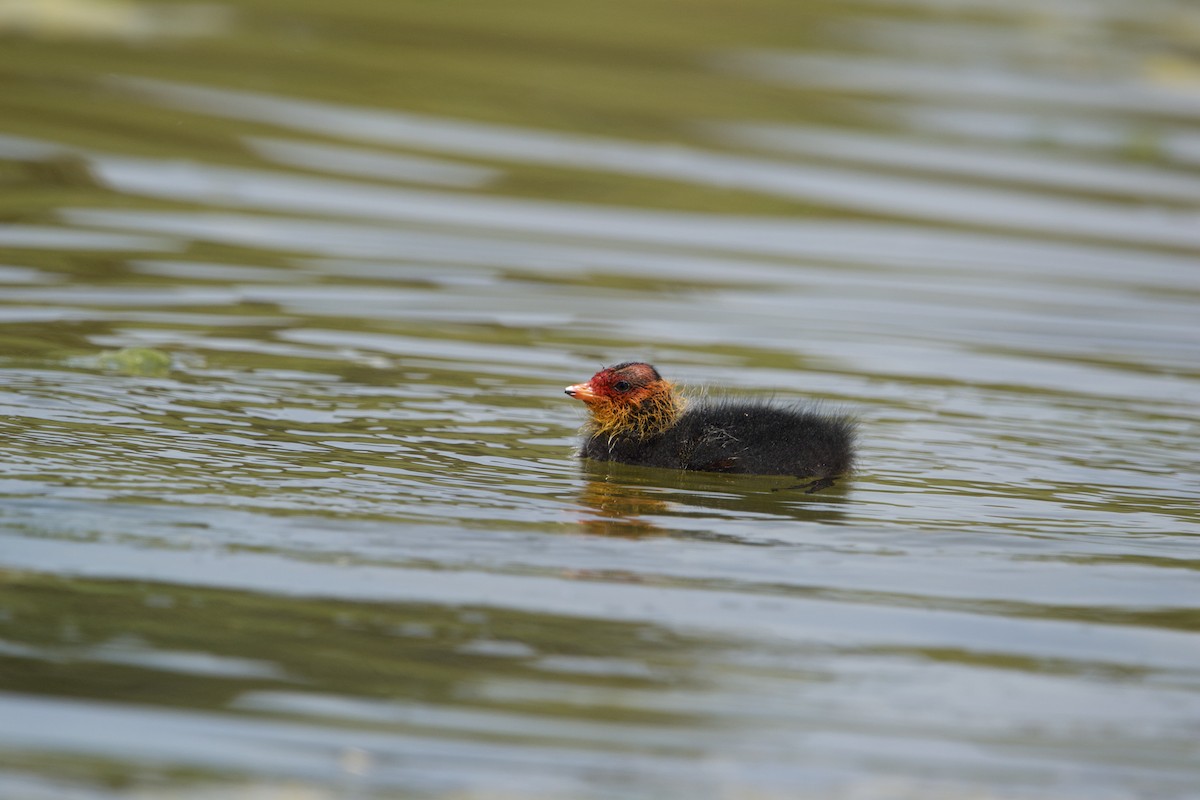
xmin=614 ymin=380 xmax=632 ymax=392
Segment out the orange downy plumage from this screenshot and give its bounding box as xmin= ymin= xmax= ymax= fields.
xmin=582 ymin=379 xmax=687 ymax=442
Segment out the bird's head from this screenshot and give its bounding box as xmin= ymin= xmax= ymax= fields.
xmin=565 ymin=362 xmax=685 ymax=439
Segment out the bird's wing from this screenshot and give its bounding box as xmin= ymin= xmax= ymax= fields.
xmin=685 ymin=425 xmax=744 ymax=472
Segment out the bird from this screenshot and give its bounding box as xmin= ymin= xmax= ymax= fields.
xmin=564 ymin=362 xmax=856 ymax=490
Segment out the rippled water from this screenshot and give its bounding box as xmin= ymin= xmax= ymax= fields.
xmin=2 ymin=1 xmax=1199 ymax=798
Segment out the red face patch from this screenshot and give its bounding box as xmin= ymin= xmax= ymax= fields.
xmin=586 ymin=363 xmax=661 ymax=400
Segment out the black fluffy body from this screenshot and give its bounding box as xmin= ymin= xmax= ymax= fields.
xmin=581 ymin=399 xmax=856 ymax=481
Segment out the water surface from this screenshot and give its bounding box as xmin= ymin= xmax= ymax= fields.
xmin=1 ymin=1 xmax=1198 ymax=798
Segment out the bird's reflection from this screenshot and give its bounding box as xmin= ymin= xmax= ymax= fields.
xmin=575 ymin=460 xmax=850 ymax=538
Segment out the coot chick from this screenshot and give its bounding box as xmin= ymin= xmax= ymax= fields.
xmin=565 ymin=362 xmax=855 ymax=488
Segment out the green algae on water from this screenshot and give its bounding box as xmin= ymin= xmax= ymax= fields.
xmin=95 ymin=347 xmax=172 ymax=376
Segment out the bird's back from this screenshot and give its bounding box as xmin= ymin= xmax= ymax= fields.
xmin=584 ymin=399 xmax=856 ymax=479
xmin=670 ymin=401 xmax=855 ymax=478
